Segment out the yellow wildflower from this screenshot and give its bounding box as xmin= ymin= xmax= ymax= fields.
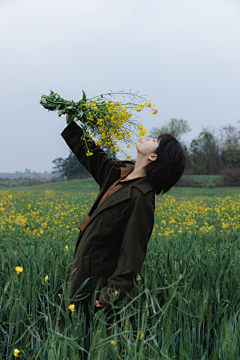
xmin=136 ymin=274 xmax=141 ymax=281
xmin=65 ymin=245 xmax=69 ymax=252
xmin=111 ymin=340 xmax=116 ymax=345
xmin=126 ymin=155 xmax=131 ymax=159
xmin=86 ymin=151 xmax=93 ymax=157
xmin=140 ymin=332 xmax=144 ymax=338
xmin=15 ymin=266 xmax=23 ymax=275
xmin=13 ymin=349 xmax=20 ymax=357
xmin=68 ymin=304 xmax=75 ymax=313
xmin=45 ymin=275 xmax=49 ymax=281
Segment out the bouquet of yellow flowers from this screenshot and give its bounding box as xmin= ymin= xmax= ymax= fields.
xmin=40 ymin=90 xmax=158 ymax=158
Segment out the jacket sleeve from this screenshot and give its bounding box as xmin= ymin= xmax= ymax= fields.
xmin=98 ymin=188 xmax=155 ymax=306
xmin=61 ymin=121 xmax=135 ymax=188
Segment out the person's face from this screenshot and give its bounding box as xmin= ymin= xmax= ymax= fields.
xmin=136 ymin=137 xmax=160 ymax=158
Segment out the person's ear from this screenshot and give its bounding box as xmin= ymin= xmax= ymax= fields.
xmin=148 ymin=153 xmax=158 ymax=162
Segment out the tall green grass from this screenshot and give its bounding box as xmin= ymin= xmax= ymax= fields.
xmin=1 ymin=183 xmax=240 ymax=359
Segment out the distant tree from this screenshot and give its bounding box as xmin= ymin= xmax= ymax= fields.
xmin=51 ymin=157 xmax=66 ymax=179
xmin=189 ymin=128 xmax=221 ymax=174
xmin=63 ymin=152 xmax=91 ymax=180
xmin=52 ymin=151 xmax=92 ymax=180
xmin=147 ymin=118 xmax=191 ymax=141
xmin=218 ymin=125 xmax=240 ymax=169
xmin=180 ymin=140 xmax=191 ymax=173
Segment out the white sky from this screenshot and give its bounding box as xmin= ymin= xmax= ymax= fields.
xmin=1 ymin=0 xmax=240 ymax=173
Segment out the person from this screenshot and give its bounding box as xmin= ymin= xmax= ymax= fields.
xmin=60 ymin=110 xmax=186 ymax=333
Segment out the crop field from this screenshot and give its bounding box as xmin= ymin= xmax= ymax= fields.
xmin=0 ymin=180 xmax=240 ymax=359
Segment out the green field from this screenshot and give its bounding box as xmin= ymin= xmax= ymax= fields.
xmin=0 ymin=174 xmax=224 ymax=190
xmin=1 ymin=180 xmax=240 ymax=359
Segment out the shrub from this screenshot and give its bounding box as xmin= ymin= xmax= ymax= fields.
xmin=220 ymin=168 xmax=240 ymax=187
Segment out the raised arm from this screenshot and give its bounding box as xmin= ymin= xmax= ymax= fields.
xmin=61 ymin=120 xmax=132 ymax=188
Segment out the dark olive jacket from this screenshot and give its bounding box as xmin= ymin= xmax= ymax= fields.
xmin=61 ymin=121 xmax=155 ymax=307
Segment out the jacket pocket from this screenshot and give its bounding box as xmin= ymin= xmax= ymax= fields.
xmin=83 ymin=255 xmax=92 ymax=289
xmin=102 ymin=209 xmax=119 ymax=224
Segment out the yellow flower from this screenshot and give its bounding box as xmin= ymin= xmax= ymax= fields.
xmin=126 ymin=155 xmax=131 ymax=159
xmin=15 ymin=266 xmax=23 ymax=275
xmin=140 ymin=332 xmax=144 ymax=338
xmin=222 ymin=223 xmax=229 ymax=229
xmin=45 ymin=275 xmax=49 ymax=281
xmin=147 ymin=100 xmax=152 ymax=107
xmin=65 ymin=245 xmax=69 ymax=252
xmin=136 ymin=274 xmax=141 ymax=281
xmin=13 ymin=349 xmax=20 ymax=357
xmin=126 ymin=144 xmax=131 ymax=148
xmin=86 ymin=151 xmax=93 ymax=157
xmin=111 ymin=340 xmax=116 ymax=345
xmin=68 ymin=304 xmax=75 ymax=313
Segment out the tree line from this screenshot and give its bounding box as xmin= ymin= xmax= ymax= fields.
xmin=52 ymin=119 xmax=240 ymax=179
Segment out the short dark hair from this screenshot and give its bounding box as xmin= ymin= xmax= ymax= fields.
xmin=144 ymin=133 xmax=186 ymax=195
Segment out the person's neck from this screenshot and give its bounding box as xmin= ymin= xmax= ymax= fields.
xmin=125 ymin=156 xmax=147 ymax=180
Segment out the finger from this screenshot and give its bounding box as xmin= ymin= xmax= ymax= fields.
xmin=96 ymin=303 xmax=104 ymax=307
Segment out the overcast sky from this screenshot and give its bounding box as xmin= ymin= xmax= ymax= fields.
xmin=1 ymin=0 xmax=240 ymax=173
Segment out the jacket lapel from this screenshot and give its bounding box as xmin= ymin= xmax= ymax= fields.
xmin=87 ymin=166 xmax=122 ymax=216
xmin=78 ymin=176 xmax=154 ymax=237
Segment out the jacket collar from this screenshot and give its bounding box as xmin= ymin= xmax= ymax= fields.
xmin=89 ymin=165 xmax=154 ymax=216
xmin=120 ymin=166 xmax=154 ymax=195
